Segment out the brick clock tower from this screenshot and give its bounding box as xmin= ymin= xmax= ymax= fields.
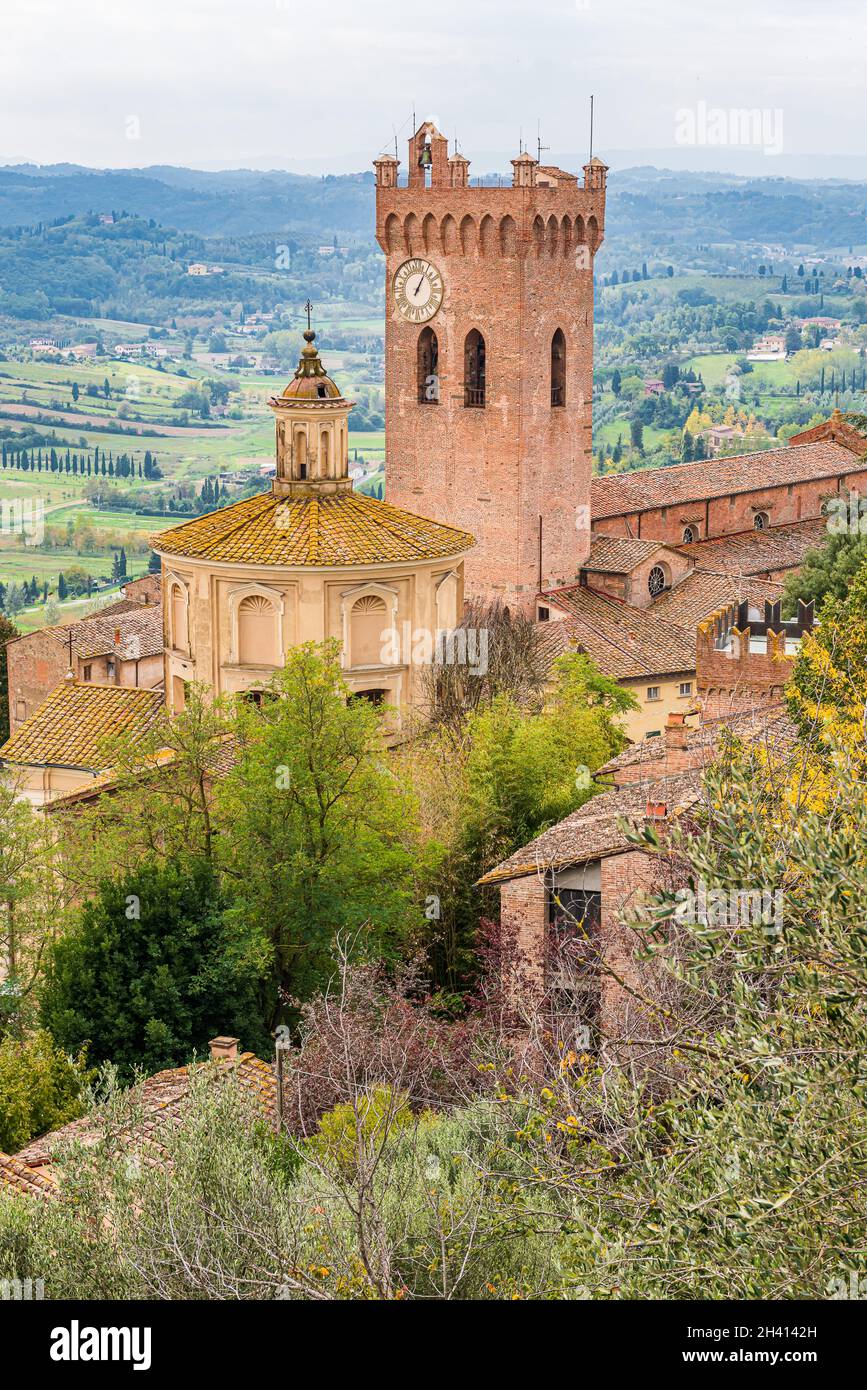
xmin=375 ymin=120 xmax=607 ymax=608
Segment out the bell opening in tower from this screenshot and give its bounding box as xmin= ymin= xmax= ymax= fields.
xmin=417 ymin=326 xmax=439 ymax=404
xmin=464 ymin=329 xmax=486 ymax=408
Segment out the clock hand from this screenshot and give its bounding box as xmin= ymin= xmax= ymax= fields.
xmin=412 ymin=275 xmax=426 ymax=298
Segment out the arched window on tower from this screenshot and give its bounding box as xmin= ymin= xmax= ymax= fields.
xmin=417 ymin=327 xmax=439 ymax=404
xmin=464 ymin=329 xmax=486 ymax=408
xmin=551 ymin=329 xmax=566 ymax=407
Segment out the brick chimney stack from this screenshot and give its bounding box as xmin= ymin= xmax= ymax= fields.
xmin=664 ymin=711 xmax=689 ymax=751
xmin=209 ymin=1036 xmax=240 ymax=1062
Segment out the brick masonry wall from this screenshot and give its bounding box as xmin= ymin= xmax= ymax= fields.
xmin=592 ymin=463 xmax=867 ymax=547
xmin=599 ymin=849 xmax=662 ymax=1047
xmin=697 ymin=624 xmax=792 ymax=718
xmin=498 ymin=850 xmax=665 ymax=1042
xmin=6 ymin=631 xmax=68 ymax=733
xmin=376 ymin=154 xmax=606 ymax=610
xmin=499 ymin=873 xmax=548 ymax=1010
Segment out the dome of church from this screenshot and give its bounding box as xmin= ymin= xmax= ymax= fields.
xmin=278 ymin=330 xmax=343 ymax=400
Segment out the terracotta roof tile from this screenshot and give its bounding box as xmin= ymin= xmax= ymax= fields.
xmin=42 ymin=733 xmax=240 ymax=811
xmin=590 ymin=441 xmax=859 ymax=520
xmin=0 ymin=1151 xmax=58 ymax=1198
xmin=32 ymin=605 xmax=164 ymax=662
xmin=583 ymin=536 xmax=669 ymax=573
xmin=676 ymin=518 xmax=828 ymax=576
xmin=12 ymin=1052 xmax=277 ymax=1191
xmin=153 ymin=490 xmax=475 ymax=567
xmin=596 ymin=705 xmax=797 ymax=780
xmin=650 ymin=569 xmax=783 ymax=630
xmin=0 ymin=681 xmax=164 ymax=770
xmin=478 ymin=769 xmax=704 ymax=884
xmin=542 ymin=584 xmax=695 ymax=680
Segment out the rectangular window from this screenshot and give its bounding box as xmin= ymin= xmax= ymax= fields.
xmin=547 ymin=886 xmax=602 ymax=1040
xmin=538 ymin=606 xmax=550 ymax=622
xmin=646 ymin=729 xmax=661 ymax=738
xmin=83 ymin=664 xmax=92 ymax=681
xmin=646 ymin=686 xmax=661 ymax=701
xmin=678 ymin=681 xmax=692 ymax=696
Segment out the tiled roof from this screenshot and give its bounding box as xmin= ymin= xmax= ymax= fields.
xmin=0 ymin=681 xmax=164 ymax=770
xmin=590 ymin=441 xmax=859 ymax=520
xmin=12 ymin=1052 xmax=277 ymax=1191
xmin=0 ymin=1151 xmax=58 ymax=1199
xmin=152 ymin=489 xmax=475 ymax=567
xmin=36 ymin=605 xmax=164 ymax=662
xmin=583 ymin=536 xmax=669 ymax=573
xmin=477 ymin=769 xmax=704 ymax=885
xmin=650 ymin=569 xmax=783 ymax=630
xmin=676 ymin=518 xmax=828 ymax=576
xmin=43 ymin=732 xmax=240 ymax=811
xmin=595 ymin=705 xmax=797 ymax=780
xmin=542 ymin=584 xmax=695 ymax=680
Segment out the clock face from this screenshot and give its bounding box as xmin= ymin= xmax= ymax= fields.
xmin=393 ymin=258 xmax=444 ymax=323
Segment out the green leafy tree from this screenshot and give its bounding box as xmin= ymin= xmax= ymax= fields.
xmin=40 ymin=860 xmax=268 ymax=1081
xmin=783 ymin=529 xmax=867 ymax=614
xmin=0 ymin=1029 xmax=88 ymax=1152
xmin=215 ymin=642 xmax=421 ymax=1011
xmin=406 ymin=654 xmax=635 ymax=990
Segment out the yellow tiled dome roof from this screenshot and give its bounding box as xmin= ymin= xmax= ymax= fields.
xmin=152 ymin=489 xmax=475 ymax=567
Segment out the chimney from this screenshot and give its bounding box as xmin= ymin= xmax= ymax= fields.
xmin=645 ymin=799 xmax=667 ymax=821
xmin=209 ymin=1035 xmax=240 ymax=1062
xmin=114 ymin=627 xmax=121 ymax=646
xmin=664 ymin=711 xmax=689 ymax=751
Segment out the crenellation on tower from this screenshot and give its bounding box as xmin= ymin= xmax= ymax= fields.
xmin=375 ymin=119 xmax=607 ymax=607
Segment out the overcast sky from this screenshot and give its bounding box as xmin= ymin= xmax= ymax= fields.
xmin=2 ymin=0 xmax=866 ymax=176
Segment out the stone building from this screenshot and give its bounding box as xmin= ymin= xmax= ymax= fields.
xmin=152 ymin=330 xmax=474 ymax=715
xmin=375 ymin=120 xmax=607 ymax=607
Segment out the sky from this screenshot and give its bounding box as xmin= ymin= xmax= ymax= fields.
xmin=2 ymin=0 xmax=867 ymax=177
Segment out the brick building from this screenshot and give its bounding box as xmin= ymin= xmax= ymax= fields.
xmin=479 ymin=765 xmax=703 ymax=1046
xmin=589 ymin=413 xmax=867 ymax=548
xmin=481 ymin=705 xmax=797 ymax=1039
xmin=5 ymin=603 xmax=164 ymax=736
xmin=695 ymin=597 xmax=814 ymax=719
xmin=376 ymin=121 xmax=607 ymax=606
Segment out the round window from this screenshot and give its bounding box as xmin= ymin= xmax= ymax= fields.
xmin=648 ymin=565 xmax=667 ymax=597
xmin=753 ymin=512 xmax=768 ymax=530
xmin=682 ymin=526 xmax=696 ymax=544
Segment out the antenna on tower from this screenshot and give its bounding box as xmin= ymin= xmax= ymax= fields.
xmin=536 ymin=119 xmax=549 ymax=166
xmin=589 ymin=94 xmax=595 ymax=162
xmin=518 ymin=126 xmax=523 ymax=155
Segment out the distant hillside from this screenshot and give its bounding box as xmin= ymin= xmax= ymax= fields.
xmin=0 ymin=166 xmax=376 ymax=239
xmin=605 ymin=168 xmax=867 ymax=257
xmin=3 ymin=163 xmax=867 ymax=254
